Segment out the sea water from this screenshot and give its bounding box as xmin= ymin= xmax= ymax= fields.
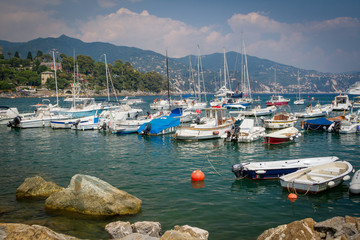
xmin=0 ymin=94 xmax=359 ymax=239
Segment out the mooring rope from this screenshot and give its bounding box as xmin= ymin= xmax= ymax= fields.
xmin=206 ymin=155 xmax=233 ymax=181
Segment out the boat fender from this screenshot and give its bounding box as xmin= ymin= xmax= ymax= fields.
xmin=343 ymin=175 xmax=351 ymax=181
xmin=213 ymin=130 xmax=219 ymax=135
xmin=255 ymin=170 xmax=266 ymax=174
xmin=328 ymin=181 xmax=335 ymax=187
xmin=290 ymin=137 xmax=293 ymax=141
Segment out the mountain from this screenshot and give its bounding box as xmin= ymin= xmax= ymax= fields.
xmin=1 ymin=35 xmax=360 ymax=93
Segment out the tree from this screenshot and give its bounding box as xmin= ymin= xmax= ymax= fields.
xmin=14 ymin=51 xmax=20 ymax=58
xmin=27 ymin=52 xmax=33 ymax=61
xmin=36 ymin=50 xmax=43 ymax=58
xmin=7 ymin=52 xmax=11 ymax=59
xmin=77 ymin=55 xmax=94 ymax=75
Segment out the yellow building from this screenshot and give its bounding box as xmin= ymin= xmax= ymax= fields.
xmin=41 ymin=71 xmax=54 ymax=85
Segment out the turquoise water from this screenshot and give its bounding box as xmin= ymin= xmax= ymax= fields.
xmin=0 ymin=94 xmax=360 ymax=239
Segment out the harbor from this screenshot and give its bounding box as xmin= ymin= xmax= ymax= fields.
xmin=0 ymin=93 xmax=360 ymax=239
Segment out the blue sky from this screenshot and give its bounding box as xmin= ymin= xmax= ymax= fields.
xmin=1 ymin=0 xmax=360 ymax=73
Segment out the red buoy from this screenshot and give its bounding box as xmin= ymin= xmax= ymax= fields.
xmin=288 ymin=193 xmax=298 ymax=202
xmin=191 ymin=170 xmax=205 ymax=181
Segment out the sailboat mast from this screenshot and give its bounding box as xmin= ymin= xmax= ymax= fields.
xmin=52 ymin=50 xmax=59 ymax=106
xmin=297 ymin=70 xmax=301 ymax=100
xmin=72 ymin=49 xmax=76 ymax=108
xmin=104 ymin=54 xmax=110 ymax=102
xmin=166 ymin=50 xmax=170 ymax=107
xmin=223 ymin=49 xmax=227 ymax=90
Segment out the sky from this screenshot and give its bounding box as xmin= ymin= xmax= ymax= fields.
xmin=1 ymin=0 xmax=360 ymax=73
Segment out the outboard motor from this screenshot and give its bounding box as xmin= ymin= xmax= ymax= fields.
xmin=194 ymin=115 xmax=201 ymax=124
xmin=100 ymin=121 xmax=107 ymax=130
xmin=232 ymin=164 xmax=244 ymax=179
xmin=73 ymin=119 xmax=81 ymax=129
xmin=143 ymin=123 xmax=151 ymax=135
xmin=7 ymin=116 xmax=21 ymax=128
xmin=231 ymin=126 xmax=240 ymax=142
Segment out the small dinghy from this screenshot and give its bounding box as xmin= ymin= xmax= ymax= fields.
xmin=350 ymin=170 xmax=360 ymax=194
xmin=279 ymin=161 xmax=353 ymax=194
xmin=264 ymin=127 xmax=300 ymax=144
xmin=232 ymin=156 xmax=339 ymax=180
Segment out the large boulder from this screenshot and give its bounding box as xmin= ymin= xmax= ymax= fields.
xmin=45 ymin=174 xmax=141 ymax=216
xmin=257 ymin=218 xmax=321 ymax=240
xmin=161 ymin=225 xmax=209 ymax=240
xmin=105 ymin=221 xmax=161 ymax=239
xmin=0 ymin=223 xmax=79 ymax=240
xmin=314 ymin=216 xmax=360 ymax=239
xmin=16 ymin=176 xmax=63 ymax=199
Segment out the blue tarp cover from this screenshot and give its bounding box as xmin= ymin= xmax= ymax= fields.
xmin=304 ymin=118 xmax=333 ymax=125
xmin=138 ymin=116 xmax=180 ymax=134
xmin=169 ymin=108 xmax=183 ymax=117
xmin=181 ymin=94 xmax=191 ymax=99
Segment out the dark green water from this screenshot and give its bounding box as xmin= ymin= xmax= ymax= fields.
xmin=0 ymin=94 xmax=359 ymax=239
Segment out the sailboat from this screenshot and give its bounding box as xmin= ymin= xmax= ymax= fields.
xmin=266 ymin=69 xmax=290 ymax=106
xmin=294 ymin=71 xmax=305 ymax=105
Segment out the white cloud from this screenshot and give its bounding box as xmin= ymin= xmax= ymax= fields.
xmin=77 ymin=8 xmax=229 ymax=57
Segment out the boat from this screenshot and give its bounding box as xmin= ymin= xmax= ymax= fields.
xmin=222 ymin=118 xmax=266 ymax=142
xmin=50 ymin=115 xmax=96 ymax=129
xmin=173 ymin=107 xmax=236 ymax=141
xmin=279 ymin=161 xmax=353 ymax=194
xmin=119 ymin=96 xmax=143 ymax=105
xmin=266 ymin=69 xmax=290 ymax=106
xmin=0 ymin=106 xmax=20 ymax=124
xmin=71 ymin=115 xmax=101 ymax=131
xmin=261 ymin=111 xmax=297 ymax=129
xmin=337 ymin=110 xmax=360 ymax=133
xmin=263 ymin=127 xmax=300 ymax=144
xmin=111 ymin=118 xmax=152 ymax=134
xmin=332 ymin=94 xmax=351 ymax=111
xmin=231 ymin=156 xmax=339 ymax=180
xmin=294 ymin=102 xmax=333 ymax=118
xmin=169 ymin=108 xmax=199 ymax=123
xmin=232 ymin=105 xmax=276 ymax=117
xmin=301 ymin=117 xmax=334 ymax=131
xmin=347 ymin=82 xmax=360 ymax=95
xmin=294 ymin=71 xmax=305 ymax=105
xmin=7 ymin=100 xmax=69 ymax=128
xmin=138 ymin=116 xmax=180 ymax=135
xmin=266 ymin=95 xmax=290 ymax=106
xmin=350 ymin=170 xmax=360 ymax=194
xmin=352 ymin=96 xmax=360 ymax=108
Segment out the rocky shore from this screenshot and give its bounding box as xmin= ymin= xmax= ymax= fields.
xmin=5 ymin=175 xmax=360 ymax=240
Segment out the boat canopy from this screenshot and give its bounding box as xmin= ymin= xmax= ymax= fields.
xmin=181 ymin=94 xmax=191 ymax=99
xmin=137 ymin=116 xmax=180 ymax=134
xmin=304 ymin=118 xmax=333 ymax=126
xmin=169 ymin=108 xmax=183 ymax=117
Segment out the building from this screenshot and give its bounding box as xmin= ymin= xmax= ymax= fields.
xmin=40 ymin=62 xmax=62 ymax=71
xmin=41 ymin=71 xmax=54 ymax=86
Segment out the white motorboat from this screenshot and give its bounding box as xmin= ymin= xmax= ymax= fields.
xmin=231 ymin=105 xmax=276 ymax=117
xmin=332 ymin=94 xmax=351 ymax=111
xmin=119 ymin=96 xmax=143 ymax=105
xmin=352 ymin=96 xmax=360 ymax=108
xmin=150 ymin=98 xmax=171 ymax=111
xmin=294 ymin=102 xmax=333 ymax=118
xmin=232 ymin=156 xmax=339 ymax=180
xmin=347 ymin=82 xmax=360 ymax=95
xmin=174 ymin=107 xmax=236 ymax=141
xmin=261 ymin=112 xmax=297 ymax=129
xmin=264 ymin=127 xmax=300 ymax=144
xmin=222 ymin=118 xmax=266 ymax=142
xmin=71 ymin=115 xmax=101 ymax=131
xmin=50 ymin=116 xmax=96 ymax=129
xmin=280 ymin=161 xmax=353 ymax=194
xmin=350 ymin=170 xmax=360 ymax=194
xmin=7 ymin=101 xmax=68 ymax=128
xmin=111 ymin=118 xmax=152 ymax=134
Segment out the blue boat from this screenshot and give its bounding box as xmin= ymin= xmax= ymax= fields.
xmin=138 ymin=116 xmax=180 ymax=135
xmin=301 ymin=117 xmax=334 ymax=131
xmin=232 ymin=156 xmax=339 ymax=180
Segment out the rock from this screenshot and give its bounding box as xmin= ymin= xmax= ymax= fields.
xmin=105 ymin=221 xmax=133 ymax=239
xmin=132 ymin=221 xmax=162 ymax=238
xmin=45 ymin=174 xmax=142 ymax=216
xmin=315 ymin=216 xmax=360 ymax=239
xmin=16 ymin=176 xmax=63 ymax=199
xmin=257 ymin=218 xmax=321 ymax=240
xmin=0 ymin=223 xmax=79 ymax=240
xmin=120 ymin=233 xmax=159 ymax=240
xmin=161 ymin=225 xmax=209 ymax=240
